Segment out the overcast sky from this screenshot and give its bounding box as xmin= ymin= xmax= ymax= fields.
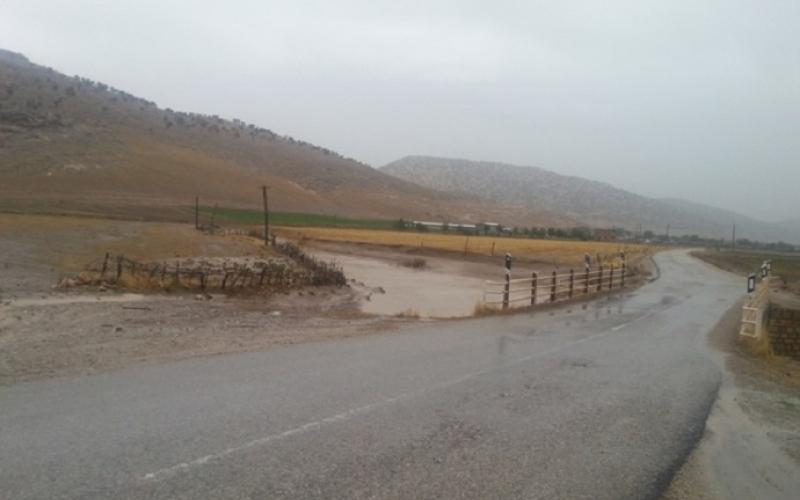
xmin=2 ymin=0 xmax=798 ymax=221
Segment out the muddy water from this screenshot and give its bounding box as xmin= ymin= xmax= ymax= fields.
xmin=314 ymin=252 xmax=486 ymax=318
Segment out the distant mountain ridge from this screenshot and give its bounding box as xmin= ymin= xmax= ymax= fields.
xmin=0 ymin=49 xmax=587 ymax=227
xmin=1 ymin=48 xmax=794 ymax=241
xmin=382 ymin=156 xmax=798 ymax=243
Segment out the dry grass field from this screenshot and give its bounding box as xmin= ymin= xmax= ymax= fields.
xmin=0 ymin=213 xmax=275 ymax=280
xmin=276 ymin=227 xmax=654 ymax=269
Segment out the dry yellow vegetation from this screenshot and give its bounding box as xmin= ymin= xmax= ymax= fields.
xmin=0 ymin=213 xmax=276 ymax=272
xmin=276 ymin=227 xmax=654 ymax=268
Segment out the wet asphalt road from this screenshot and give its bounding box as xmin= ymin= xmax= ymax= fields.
xmin=0 ymin=250 xmax=743 ymax=499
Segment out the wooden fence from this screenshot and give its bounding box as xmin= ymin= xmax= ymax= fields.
xmin=483 ymin=264 xmax=628 ymax=309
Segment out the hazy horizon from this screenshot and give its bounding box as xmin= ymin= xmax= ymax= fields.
xmin=2 ymin=0 xmax=797 ymax=223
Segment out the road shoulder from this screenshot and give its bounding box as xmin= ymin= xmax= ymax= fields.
xmin=663 ymin=301 xmax=800 ymax=500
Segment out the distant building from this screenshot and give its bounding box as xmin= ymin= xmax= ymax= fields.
xmin=410 ymin=221 xmax=481 ymax=233
xmin=478 ymin=222 xmax=502 ymax=235
xmin=411 ymin=220 xmax=444 ymax=231
xmin=408 ymin=220 xmax=512 ymax=235
xmin=448 ymin=223 xmax=477 ymax=233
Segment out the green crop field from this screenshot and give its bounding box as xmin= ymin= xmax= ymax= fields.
xmin=196 ymin=206 xmax=397 ymax=230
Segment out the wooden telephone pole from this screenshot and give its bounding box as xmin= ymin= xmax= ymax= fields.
xmin=194 ymin=196 xmax=199 ymax=230
xmin=732 ymin=224 xmax=736 ymax=252
xmin=262 ymin=185 xmax=270 ymax=246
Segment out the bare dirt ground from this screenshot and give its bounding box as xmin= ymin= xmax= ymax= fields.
xmin=663 ymin=302 xmax=800 ymax=500
xmin=0 ymin=214 xmax=401 ymax=385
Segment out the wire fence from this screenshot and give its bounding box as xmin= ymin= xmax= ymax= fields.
xmin=61 ymin=242 xmax=345 ymax=292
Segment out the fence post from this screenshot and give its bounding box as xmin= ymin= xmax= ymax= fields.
xmin=621 ymin=262 xmax=626 ymax=287
xmin=569 ymin=269 xmax=575 ymax=298
xmin=100 ymin=252 xmax=109 ymax=279
xmin=597 ymin=265 xmax=603 ymax=292
xmin=116 ymin=255 xmax=123 ymax=281
xmin=584 ymin=267 xmax=590 ymax=294
xmin=531 ymin=272 xmax=538 ymax=306
xmin=262 ymin=185 xmax=270 ymax=246
xmin=608 ymin=264 xmax=614 ymax=290
xmin=550 ymin=270 xmax=557 ymax=303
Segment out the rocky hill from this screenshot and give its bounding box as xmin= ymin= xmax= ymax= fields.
xmin=382 ymin=156 xmax=798 ymax=243
xmin=0 ymin=49 xmax=567 ymax=226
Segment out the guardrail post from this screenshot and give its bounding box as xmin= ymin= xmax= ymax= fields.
xmin=503 ymin=253 xmax=512 ymax=310
xmin=597 ymin=265 xmax=603 ymax=292
xmin=503 ymin=272 xmax=510 ymax=310
xmin=621 ymin=263 xmax=626 ymax=287
xmin=550 ymin=270 xmax=557 ymax=303
xmin=584 ymin=268 xmax=590 ymax=294
xmin=569 ymin=269 xmax=575 ymax=298
xmin=531 ymin=272 xmax=538 ymax=306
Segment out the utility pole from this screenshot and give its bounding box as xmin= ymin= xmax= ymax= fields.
xmin=262 ymin=185 xmax=270 ymax=246
xmin=665 ymin=224 xmax=670 ymax=241
xmin=732 ymin=224 xmax=736 ymax=252
xmin=195 ymin=196 xmax=199 ymax=230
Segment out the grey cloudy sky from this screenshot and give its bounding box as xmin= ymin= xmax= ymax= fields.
xmin=2 ymin=0 xmax=798 ymax=221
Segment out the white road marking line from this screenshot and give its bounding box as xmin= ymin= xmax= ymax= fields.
xmin=610 ymin=309 xmax=659 ymax=332
xmin=141 ymin=323 xmax=635 ymax=483
xmin=633 ymin=310 xmax=657 ymax=323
